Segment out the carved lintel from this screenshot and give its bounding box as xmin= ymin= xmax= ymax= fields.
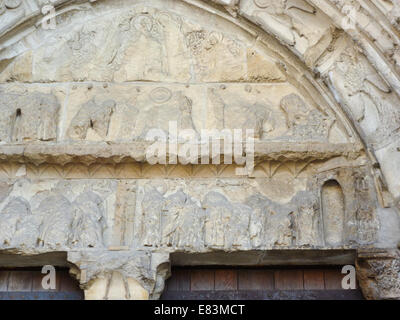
xmin=68 ymin=250 xmax=170 ymax=300
xmin=356 ymin=249 xmax=400 ymax=300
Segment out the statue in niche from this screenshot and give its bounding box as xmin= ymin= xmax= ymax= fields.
xmin=0 ymin=92 xmax=60 ymax=143
xmin=0 ymin=197 xmax=32 ymax=247
xmin=68 ymin=98 xmax=116 ymax=140
xmin=141 ymin=185 xmax=165 ymax=247
xmin=161 ymin=190 xmax=205 ymax=249
xmin=38 ymin=194 xmax=74 ymax=248
xmin=71 ymin=191 xmax=106 ymax=248
xmin=291 ymin=191 xmax=321 ymax=247
xmin=280 ymin=93 xmax=333 ymax=141
xmin=208 ymin=88 xmax=275 ymax=139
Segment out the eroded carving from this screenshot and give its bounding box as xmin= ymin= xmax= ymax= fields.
xmin=0 ymin=180 xmax=112 ymax=250
xmin=0 ymin=91 xmax=60 ymax=143
xmin=280 ymin=93 xmax=334 ymax=141
xmin=68 ymin=251 xmax=171 ymax=300
xmin=68 ymin=99 xmax=116 ymax=140
xmin=357 ymin=249 xmax=400 ymax=300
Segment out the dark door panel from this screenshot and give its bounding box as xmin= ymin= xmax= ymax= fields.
xmin=162 ymin=267 xmax=364 ymax=300
xmin=0 ymin=269 xmax=83 ymax=300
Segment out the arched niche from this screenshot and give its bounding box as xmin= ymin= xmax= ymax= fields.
xmin=321 ymin=180 xmax=345 ymax=247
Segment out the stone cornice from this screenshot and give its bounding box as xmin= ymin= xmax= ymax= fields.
xmin=0 ymin=142 xmax=364 ymax=165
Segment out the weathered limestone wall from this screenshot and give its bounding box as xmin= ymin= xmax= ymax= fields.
xmin=0 ymin=0 xmax=399 ymax=300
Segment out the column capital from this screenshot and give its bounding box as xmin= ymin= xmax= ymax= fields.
xmin=68 ymin=250 xmax=170 ymax=300
xmin=357 ymin=249 xmax=400 ymax=300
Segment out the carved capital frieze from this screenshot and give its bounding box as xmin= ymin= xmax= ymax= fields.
xmin=357 ymin=249 xmax=400 ymax=300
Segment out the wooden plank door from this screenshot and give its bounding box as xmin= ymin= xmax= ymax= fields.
xmin=162 ymin=267 xmax=364 ymax=300
xmin=0 ymin=268 xmax=83 ymax=300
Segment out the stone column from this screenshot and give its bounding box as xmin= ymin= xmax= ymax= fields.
xmin=68 ymin=250 xmax=170 ymax=300
xmin=357 ymin=249 xmax=400 ymax=300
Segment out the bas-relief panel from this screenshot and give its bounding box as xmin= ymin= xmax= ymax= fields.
xmin=0 ymin=82 xmax=351 ymax=145
xmin=0 ymin=179 xmax=117 ymax=250
xmin=0 ymin=4 xmax=284 ymax=83
xmin=0 ymin=163 xmax=378 ymax=252
xmin=133 ymin=167 xmax=378 ymax=251
xmin=239 ymin=0 xmax=334 ymax=67
xmin=0 ymin=85 xmax=66 ymax=144
xmin=329 ymin=45 xmax=400 ymax=149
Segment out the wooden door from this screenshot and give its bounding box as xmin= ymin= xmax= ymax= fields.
xmin=161 ymin=267 xmax=364 ymax=300
xmin=0 ymin=268 xmax=83 ymax=300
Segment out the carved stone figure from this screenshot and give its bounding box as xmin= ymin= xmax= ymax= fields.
xmin=0 ymin=0 xmax=399 ymax=301
xmin=38 ymin=194 xmax=74 ymax=249
xmin=0 ymin=91 xmax=60 ymax=143
xmin=202 ymin=192 xmax=233 ymax=248
xmin=280 ymin=93 xmax=333 ymax=141
xmin=246 ymin=193 xmax=293 ymax=247
xmin=134 ymin=89 xmax=197 ymax=139
xmin=209 ymin=88 xmax=275 ymax=139
xmin=71 ymin=191 xmax=106 ymax=248
xmin=331 ymin=50 xmax=400 ymax=146
xmin=161 ymin=190 xmax=187 ymax=247
xmin=161 ymin=190 xmax=205 ymax=249
xmin=292 ymin=191 xmax=321 ymax=247
xmin=264 ymin=199 xmax=293 ymax=247
xmin=202 ymin=192 xmax=251 ymax=248
xmin=0 ymin=197 xmax=31 ymax=246
xmin=141 ymin=186 xmax=165 ymax=247
xmin=68 ymin=99 xmax=116 ymax=140
xmin=228 ymin=203 xmax=251 ymax=248
xmin=245 ymin=194 xmax=270 ymax=248
xmin=185 ymin=30 xmax=245 ymax=81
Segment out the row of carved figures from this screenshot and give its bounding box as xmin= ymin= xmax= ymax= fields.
xmin=0 ymin=191 xmax=105 ymax=249
xmin=0 ymin=89 xmax=333 ymax=143
xmin=139 ymin=181 xmax=356 ymax=250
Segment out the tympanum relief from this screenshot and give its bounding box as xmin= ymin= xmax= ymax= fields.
xmin=0 ymin=0 xmax=398 ymax=300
